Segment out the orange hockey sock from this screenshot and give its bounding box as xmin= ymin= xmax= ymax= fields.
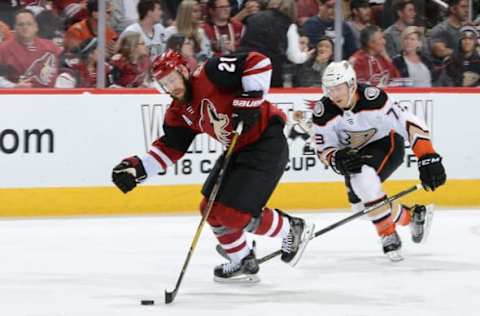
xmin=373 ymin=215 xmax=396 ymax=237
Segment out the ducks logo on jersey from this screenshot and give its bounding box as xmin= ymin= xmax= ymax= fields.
xmin=340 ymin=128 xmax=377 ymax=149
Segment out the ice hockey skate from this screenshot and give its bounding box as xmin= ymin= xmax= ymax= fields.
xmin=409 ymin=204 xmax=434 ymax=244
xmin=382 ymin=231 xmax=403 ymax=262
xmin=213 ymin=249 xmax=260 ymax=284
xmin=280 ymin=213 xmax=315 ymax=267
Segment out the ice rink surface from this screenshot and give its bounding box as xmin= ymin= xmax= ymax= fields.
xmin=1 ymin=209 xmax=480 ymax=316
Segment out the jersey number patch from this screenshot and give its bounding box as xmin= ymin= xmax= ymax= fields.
xmin=217 ymin=57 xmax=237 ymax=72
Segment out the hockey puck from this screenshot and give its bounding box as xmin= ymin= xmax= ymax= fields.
xmin=141 ymin=300 xmax=155 ymax=305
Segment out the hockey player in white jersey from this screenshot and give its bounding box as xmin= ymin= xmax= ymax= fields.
xmin=313 ymin=61 xmax=446 ymax=261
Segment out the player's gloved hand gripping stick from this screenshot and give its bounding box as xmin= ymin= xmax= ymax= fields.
xmin=164 ymin=122 xmax=244 ymax=304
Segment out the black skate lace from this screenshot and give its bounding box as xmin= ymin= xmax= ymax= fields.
xmin=222 ymin=261 xmax=241 ymax=273
xmin=382 ymin=234 xmax=398 ymax=246
xmin=282 ymin=234 xmax=293 ymax=253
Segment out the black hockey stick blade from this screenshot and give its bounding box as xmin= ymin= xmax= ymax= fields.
xmin=256 ymin=184 xmax=422 ymax=265
xmin=165 ymin=289 xmax=176 ymax=304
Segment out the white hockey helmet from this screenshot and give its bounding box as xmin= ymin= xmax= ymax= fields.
xmin=321 ymin=60 xmax=357 ymax=90
xmin=322 ymin=61 xmax=357 ymax=108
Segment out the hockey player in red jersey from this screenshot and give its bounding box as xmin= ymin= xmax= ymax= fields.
xmin=111 ymin=50 xmax=315 ymax=282
xmin=313 ymin=61 xmax=446 ymax=261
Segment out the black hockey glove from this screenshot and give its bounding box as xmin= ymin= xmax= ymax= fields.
xmin=331 ymin=148 xmax=364 ymax=175
xmin=112 ymin=156 xmax=147 ymax=193
xmin=418 ymin=153 xmax=446 ymax=191
xmin=231 ymin=91 xmax=263 ymax=132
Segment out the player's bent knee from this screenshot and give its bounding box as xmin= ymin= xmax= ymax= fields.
xmin=210 ymin=202 xmax=252 ymax=229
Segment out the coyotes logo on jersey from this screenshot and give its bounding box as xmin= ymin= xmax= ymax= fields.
xmin=24 ymin=52 xmax=57 ymax=86
xmin=199 ymin=98 xmax=231 ymax=145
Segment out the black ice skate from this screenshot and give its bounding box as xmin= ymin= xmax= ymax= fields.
xmin=213 ymin=249 xmax=260 ymax=284
xmin=280 ymin=212 xmax=315 ymax=267
xmin=409 ymin=204 xmax=434 ymax=244
xmin=382 ymin=231 xmax=403 ymax=262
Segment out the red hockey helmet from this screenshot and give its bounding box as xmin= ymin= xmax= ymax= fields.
xmin=152 ymin=49 xmax=187 ymax=81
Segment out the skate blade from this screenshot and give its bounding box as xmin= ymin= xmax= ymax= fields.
xmin=420 ymin=204 xmax=434 ymax=244
xmin=289 ymin=223 xmax=316 ymax=267
xmin=214 ymin=274 xmax=260 ymax=284
xmin=386 ymin=250 xmax=404 ymax=262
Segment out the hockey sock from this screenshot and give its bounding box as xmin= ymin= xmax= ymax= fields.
xmin=212 ymin=228 xmax=250 ymax=263
xmin=392 ymin=203 xmax=411 ymax=226
xmin=248 ymin=208 xmax=291 ymax=238
xmin=372 ymin=215 xmax=396 ymax=237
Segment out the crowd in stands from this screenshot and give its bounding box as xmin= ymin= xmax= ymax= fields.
xmin=0 ymin=0 xmax=479 ymax=88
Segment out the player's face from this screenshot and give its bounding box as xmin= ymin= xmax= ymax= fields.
xmin=15 ymin=13 xmax=38 ymax=42
xmin=157 ymin=69 xmax=188 ymax=101
xmin=325 ymin=83 xmax=350 ymax=109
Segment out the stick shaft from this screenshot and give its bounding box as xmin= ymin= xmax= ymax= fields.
xmin=257 ymin=184 xmax=422 ymax=265
xmin=165 ymin=123 xmax=243 ymax=304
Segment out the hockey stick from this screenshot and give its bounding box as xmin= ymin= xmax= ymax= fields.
xmin=254 ymin=183 xmax=423 ymax=265
xmin=164 ymin=122 xmax=243 ymax=304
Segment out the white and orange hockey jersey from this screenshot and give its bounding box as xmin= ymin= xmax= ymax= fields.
xmin=313 ymin=84 xmax=436 ymax=168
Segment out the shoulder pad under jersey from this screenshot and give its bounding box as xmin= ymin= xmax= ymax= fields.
xmin=204 ymin=52 xmax=249 ymax=90
xmin=353 ymin=84 xmax=388 ymax=113
xmin=311 ymin=97 xmax=343 ymax=127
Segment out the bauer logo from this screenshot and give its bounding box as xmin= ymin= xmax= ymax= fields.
xmin=0 ymin=128 xmax=54 ymax=154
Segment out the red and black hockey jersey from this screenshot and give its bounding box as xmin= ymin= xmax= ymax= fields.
xmin=140 ymin=52 xmax=286 ymax=177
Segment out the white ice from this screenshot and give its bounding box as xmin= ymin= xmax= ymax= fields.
xmin=1 ymin=209 xmax=480 ymax=316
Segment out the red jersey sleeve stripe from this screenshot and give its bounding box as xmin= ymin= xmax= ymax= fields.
xmin=243 ymin=65 xmax=273 ymax=77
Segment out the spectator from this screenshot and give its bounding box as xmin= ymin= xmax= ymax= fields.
xmin=165 ymin=0 xmax=212 ymax=62
xmin=0 ymin=1 xmax=22 ymax=28
xmin=203 ymin=0 xmax=244 ymax=55
xmin=0 ymin=20 xmax=13 ymax=43
xmin=239 ymin=0 xmax=313 ymax=87
xmin=381 ymin=0 xmax=425 ymax=29
xmin=31 ymin=2 xmax=65 ymax=48
xmin=55 ymin=37 xmax=111 ymax=88
xmin=298 ymin=34 xmax=310 ymax=52
xmin=53 ymin=0 xmax=89 ymax=28
xmin=392 ymin=26 xmax=434 ymax=87
xmin=118 ymin=0 xmax=166 ymax=60
xmin=64 ymin=0 xmax=118 ymax=54
xmin=303 ymin=0 xmax=357 ymax=59
xmin=0 ymin=9 xmax=61 ymax=88
xmin=347 ymin=0 xmax=371 ymax=50
xmin=349 ymin=25 xmax=400 ymax=87
xmin=109 ymin=32 xmax=151 ymax=87
xmin=384 ymin=0 xmax=416 ymax=59
xmin=293 ymin=36 xmax=333 ymax=87
xmin=429 ymin=0 xmax=469 ymax=63
xmin=446 ymin=25 xmax=480 ymax=86
xmin=230 ymin=0 xmax=261 ymax=23
xmin=166 ymin=33 xmax=198 ymax=70
xmin=296 ymin=0 xmax=319 ymax=26
xmin=110 ymin=0 xmax=140 ymax=33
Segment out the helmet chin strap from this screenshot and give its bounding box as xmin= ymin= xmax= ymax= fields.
xmin=344 ymin=83 xmax=357 ymax=111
